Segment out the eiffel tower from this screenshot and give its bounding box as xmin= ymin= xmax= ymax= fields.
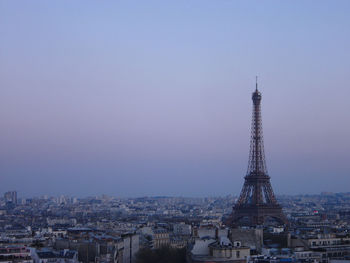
xmin=227 ymin=80 xmax=288 ymax=227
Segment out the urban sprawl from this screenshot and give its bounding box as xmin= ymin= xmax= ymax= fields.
xmin=0 ymin=191 xmax=350 ymax=263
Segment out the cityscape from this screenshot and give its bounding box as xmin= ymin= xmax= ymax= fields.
xmin=1 ymin=1 xmax=350 ymax=263
xmin=1 ymin=190 xmax=350 ymax=262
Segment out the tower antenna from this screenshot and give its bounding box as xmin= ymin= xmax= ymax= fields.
xmin=256 ymin=76 xmax=258 ymax=91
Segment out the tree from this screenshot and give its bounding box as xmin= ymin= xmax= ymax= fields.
xmin=135 ymin=247 xmax=186 ymax=263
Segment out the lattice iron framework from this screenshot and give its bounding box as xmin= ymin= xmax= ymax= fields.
xmin=227 ymin=80 xmax=288 ymax=226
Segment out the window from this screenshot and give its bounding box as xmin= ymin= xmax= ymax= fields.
xmin=236 ymin=251 xmax=240 ymax=258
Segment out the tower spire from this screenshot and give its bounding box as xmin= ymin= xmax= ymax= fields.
xmin=256 ymin=76 xmax=258 ymax=91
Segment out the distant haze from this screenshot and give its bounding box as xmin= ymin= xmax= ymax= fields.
xmin=1 ymin=1 xmax=349 ymax=197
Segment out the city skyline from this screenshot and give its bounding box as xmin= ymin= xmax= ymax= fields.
xmin=1 ymin=1 xmax=350 ymax=197
xmin=3 ymin=190 xmax=350 ymax=199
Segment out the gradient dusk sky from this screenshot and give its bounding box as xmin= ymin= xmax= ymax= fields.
xmin=0 ymin=1 xmax=349 ymax=197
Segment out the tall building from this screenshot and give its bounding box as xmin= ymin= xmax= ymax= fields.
xmin=4 ymin=191 xmax=17 ymax=205
xmin=227 ymin=81 xmax=287 ymax=227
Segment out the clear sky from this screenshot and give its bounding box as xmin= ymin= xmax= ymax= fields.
xmin=0 ymin=1 xmax=349 ymax=197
